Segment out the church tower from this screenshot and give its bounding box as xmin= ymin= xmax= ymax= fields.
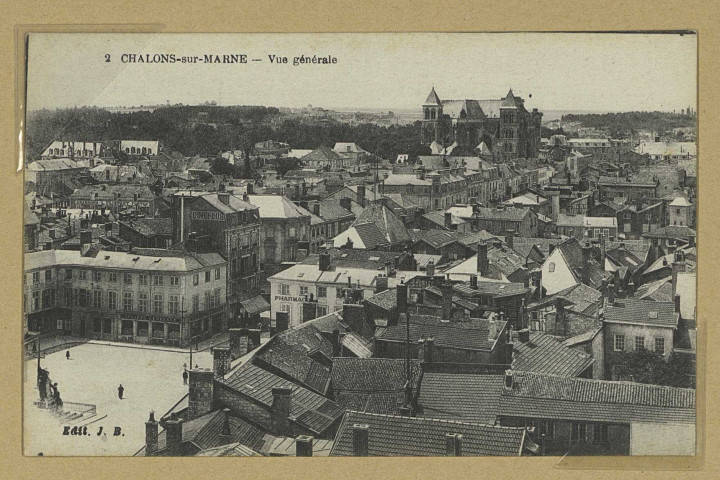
xmin=422 ymin=87 xmax=443 ymax=145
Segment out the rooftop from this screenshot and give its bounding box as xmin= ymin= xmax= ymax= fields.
xmin=417 ymin=372 xmax=503 ymax=425
xmin=604 ymin=299 xmax=678 ymax=327
xmin=512 ymin=332 xmax=595 ymax=377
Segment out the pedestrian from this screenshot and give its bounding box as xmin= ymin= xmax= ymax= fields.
xmin=65 ymin=351 xmax=70 ymax=360
xmin=194 ymin=364 xmax=199 ymax=369
xmin=182 ymin=370 xmax=188 ymax=385
xmin=118 ymin=384 xmax=124 ymax=400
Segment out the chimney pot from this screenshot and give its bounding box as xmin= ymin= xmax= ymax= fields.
xmin=296 ymin=435 xmax=314 ymax=457
xmin=504 ymin=370 xmax=514 ymax=391
xmin=352 ymin=424 xmax=369 ymax=456
xmin=445 ymin=433 xmax=463 ymax=456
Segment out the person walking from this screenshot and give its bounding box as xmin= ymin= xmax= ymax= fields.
xmin=118 ymin=384 xmax=124 ymax=400
xmin=65 ymin=351 xmax=70 ymax=360
xmin=182 ymin=370 xmax=188 ymax=385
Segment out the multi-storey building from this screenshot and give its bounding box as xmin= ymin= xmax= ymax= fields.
xmin=171 ymin=191 xmax=261 ymax=323
xmin=421 ymin=87 xmax=542 ymax=159
xmin=70 ymin=184 xmax=160 ymax=216
xmin=24 ymin=248 xmax=226 ymax=346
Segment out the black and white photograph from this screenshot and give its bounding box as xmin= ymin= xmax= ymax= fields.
xmin=22 ymin=32 xmax=697 ymax=457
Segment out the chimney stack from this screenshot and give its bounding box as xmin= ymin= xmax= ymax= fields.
xmin=672 ymin=258 xmax=686 ymax=298
xmin=187 ymin=369 xmax=214 ymax=420
xmin=352 ymin=424 xmax=369 ymax=456
xmin=375 ymin=274 xmax=388 ymax=293
xmin=518 ymin=329 xmax=530 ymax=343
xmin=506 ymin=229 xmax=515 ymax=251
xmin=219 ymin=408 xmax=232 ymax=445
xmin=164 ymin=415 xmax=184 ymax=456
xmin=271 ymin=386 xmax=293 ymax=435
xmin=396 ymin=282 xmax=408 ymax=314
xmin=213 ymin=346 xmax=231 ymax=378
xmin=426 ymin=260 xmax=435 ymax=277
xmin=275 ymin=311 xmax=289 ymax=333
xmin=145 ymin=411 xmax=159 ymax=455
xmin=444 ymin=212 xmax=452 ymax=229
xmin=470 ymin=274 xmax=478 ymax=289
xmin=332 ymin=328 xmax=341 ymax=357
xmin=218 ymin=192 xmax=230 ymax=205
xmin=477 ymin=242 xmax=488 ymax=276
xmin=319 ymin=251 xmax=331 ymax=271
xmin=504 ymin=370 xmax=514 ymax=391
xmin=357 ymin=185 xmax=366 ymax=206
xmin=445 ymin=433 xmax=463 ymax=456
xmin=296 ymin=435 xmax=314 ymax=457
xmin=313 ymin=202 xmax=321 ymax=216
xmin=441 ymin=282 xmax=453 ymax=320
xmin=675 ymin=294 xmax=681 ymax=314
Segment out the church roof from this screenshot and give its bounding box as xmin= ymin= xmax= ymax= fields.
xmin=424 ymin=87 xmax=441 ymax=106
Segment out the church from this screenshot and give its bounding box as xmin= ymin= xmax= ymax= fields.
xmin=421 ymin=87 xmax=543 ymax=159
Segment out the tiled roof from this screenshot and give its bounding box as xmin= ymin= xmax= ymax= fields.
xmin=417 ymin=373 xmax=503 ymax=425
xmin=300 ymin=146 xmax=347 ymax=163
xmin=510 ymin=237 xmax=561 ymax=259
xmin=332 ymin=358 xmax=421 ymax=392
xmin=377 ymin=316 xmax=495 ymax=351
xmin=598 ymin=175 xmax=657 ymax=187
xmin=422 ymin=211 xmax=467 ymax=229
xmin=341 ymin=332 xmax=374 ymax=358
xmin=352 ymin=202 xmax=411 ymax=245
xmin=121 ymin=217 xmax=172 ymax=236
xmin=247 ymin=194 xmax=311 ymax=219
xmin=498 ymin=371 xmax=695 ymax=424
xmin=334 ymin=392 xmax=406 ymax=415
xmin=364 ymin=289 xmax=397 ymax=311
xmin=222 ymin=363 xmax=345 ymax=435
xmin=604 ymin=299 xmax=678 ymax=327
xmin=330 ymin=411 xmax=526 ymax=456
xmin=451 ymin=281 xmax=529 ymax=298
xmin=475 ymin=207 xmax=530 ymax=222
xmin=194 ymin=442 xmax=262 ymax=456
xmin=414 ymin=229 xmax=464 ymax=249
xmin=642 ymin=225 xmax=696 ymax=241
xmin=512 ymin=332 xmax=594 ymax=377
xmin=636 ymin=278 xmax=673 ymax=302
xmin=352 ymin=223 xmax=392 ymax=249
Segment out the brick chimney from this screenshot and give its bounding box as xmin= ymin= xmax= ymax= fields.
xmin=357 ymin=185 xmax=366 ymax=206
xmin=218 ymin=192 xmax=230 ymax=205
xmin=518 ymin=329 xmax=530 ymax=343
xmin=313 ymin=202 xmax=321 ymax=216
xmin=444 ymin=212 xmax=452 ymax=229
xmin=506 ymin=229 xmax=515 ymax=251
xmin=445 ymin=433 xmax=463 ymax=456
xmin=672 ymin=258 xmax=686 ymax=298
xmin=396 ymin=282 xmax=408 ymax=314
xmin=675 ymin=294 xmax=681 ymax=314
xmin=213 ymin=346 xmax=231 ymax=378
xmin=470 ymin=274 xmax=478 ymax=289
xmin=145 ymin=411 xmax=159 ymax=455
xmin=319 ymin=251 xmax=331 ymax=271
xmin=271 ymin=386 xmax=293 ymax=435
xmin=441 ymin=282 xmax=453 ymax=320
xmin=248 ymin=328 xmax=262 ymax=350
xmin=332 ymin=328 xmax=341 ymax=357
xmin=275 ymin=311 xmax=289 ymax=333
xmin=352 ymin=424 xmax=369 ymax=456
xmin=375 ymin=274 xmax=388 ymax=293
xmin=426 ymin=260 xmax=435 ymax=277
xmin=477 ymin=242 xmax=488 ymax=276
xmin=503 ymin=370 xmax=514 ymax=392
xmin=296 ymin=435 xmax=314 ymax=457
xmin=219 ymin=408 xmax=232 ymax=445
xmin=187 ymin=369 xmax=214 ymax=420
xmin=163 ymin=415 xmax=183 ymax=456
xmin=229 ymin=328 xmax=249 ymax=358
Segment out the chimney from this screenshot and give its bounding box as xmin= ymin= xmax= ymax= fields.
xmin=49 ymin=228 xmax=56 ymax=239
xmin=506 ymin=230 xmax=515 ymax=251
xmin=247 ymin=328 xmax=262 ymax=349
xmin=426 ymin=260 xmax=435 ymax=277
xmin=271 ymin=386 xmax=293 ymax=435
xmin=219 ymin=408 xmax=232 ymax=445
xmin=229 ymin=328 xmax=249 ymax=357
xmin=504 ymin=370 xmax=514 ymax=391
xmin=424 ymin=337 xmax=434 ymax=363
xmin=357 ymin=185 xmax=366 ymax=206
xmin=218 ymin=192 xmax=230 ymax=205
xmin=352 ymin=424 xmax=369 ymax=456
xmin=375 ymin=274 xmax=388 ymax=293
xmin=80 ymin=229 xmax=92 ymax=246
xmin=313 ymin=202 xmax=321 ymax=216
xmin=187 ymin=369 xmax=214 ymax=420
xmin=296 ymin=435 xmax=314 ymax=457
xmin=396 ymin=282 xmax=408 ymax=314
xmin=470 ymin=274 xmax=478 ymax=289
xmin=445 ymin=433 xmax=463 ymax=457
xmin=675 ymin=294 xmax=681 ymax=314
xmin=444 ymin=212 xmax=452 ymax=229
xmin=518 ymin=329 xmax=530 ymax=343
xmin=213 ymin=346 xmax=231 ymax=378
xmin=672 ymin=259 xmax=686 ymax=298
xmin=607 ymin=284 xmax=615 ymax=305
xmin=275 ymin=311 xmax=289 ymax=333
xmin=332 ymin=328 xmax=341 ymax=357
xmin=477 ymin=242 xmax=488 ymax=276
xmin=627 ymin=280 xmax=635 ymax=297
xmin=247 ymin=182 xmax=254 ymax=195
xmin=441 ymin=282 xmax=453 ymax=320
xmin=505 ymin=326 xmax=515 ymax=364
xmin=600 ymin=232 xmax=606 ymax=266
xmin=319 ymin=251 xmax=331 ymax=271
xmin=164 ymin=415 xmax=183 ymax=456
xmin=145 ymin=411 xmax=159 ymax=455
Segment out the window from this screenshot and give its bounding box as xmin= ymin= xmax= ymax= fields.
xmin=572 ymin=423 xmax=587 ymax=442
xmin=42 ymin=289 xmax=54 ymax=309
xmin=57 ymin=319 xmax=64 ymax=330
xmin=548 ymin=262 xmax=555 ymax=273
xmin=139 ymin=274 xmax=148 ymax=286
xmin=635 ymin=336 xmax=645 ymax=351
xmin=279 ymin=284 xmax=290 ymax=295
xmin=153 ymin=275 xmax=164 ymax=286
xmin=192 ymin=294 xmax=200 ymax=313
xmin=78 ymin=270 xmax=87 ymax=281
xmin=289 ymin=227 xmax=296 ymax=238
xmin=299 ymin=286 xmax=309 ymax=297
xmin=205 ymin=271 xmax=211 ymax=282
xmin=214 ymin=288 xmax=221 ymax=308
xmin=215 ymin=268 xmax=221 ymax=280
xmin=124 ymin=273 xmax=133 ymax=285
xmin=108 ymin=291 xmax=118 ymax=310
xmin=170 ymin=276 xmax=179 ymax=286
xmin=138 ymin=293 xmax=148 ymax=312
xmin=614 ymin=334 xmax=625 ymax=351
xmin=533 ymin=420 xmax=554 ymax=439
xmin=123 ymin=292 xmax=133 ymax=311
xmin=45 ymin=270 xmax=52 ymax=281
xmin=318 ymin=286 xmax=327 ymax=298
xmin=153 ymin=294 xmax=163 ymax=314
xmin=336 ymin=287 xmax=344 ymax=299
xmin=317 ymin=305 xmax=328 ymax=316
xmin=654 ymin=337 xmax=665 ymax=354
xmin=93 ymin=290 xmax=102 ymax=309
xmin=169 ymin=295 xmax=179 ymax=314
xmin=193 ymin=273 xmax=199 ymax=286
xmin=65 ymin=268 xmax=73 ymax=280
xmin=204 ymin=291 xmax=211 ymax=310
xmin=32 ymin=291 xmax=40 ymax=310
xmin=32 ymin=272 xmax=40 ymax=284
xmin=594 ymin=424 xmax=608 ymax=444
xmin=92 ymin=271 xmax=102 ymax=282
xmin=109 ymin=272 xmax=117 ymax=283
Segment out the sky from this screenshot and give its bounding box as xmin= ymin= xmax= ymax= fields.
xmin=26 ymin=33 xmax=697 ymax=113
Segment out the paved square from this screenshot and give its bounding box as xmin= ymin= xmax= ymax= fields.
xmin=24 ymin=343 xmax=211 ymax=456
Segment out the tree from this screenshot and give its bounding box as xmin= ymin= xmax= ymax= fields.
xmin=613 ymin=349 xmax=694 ymax=388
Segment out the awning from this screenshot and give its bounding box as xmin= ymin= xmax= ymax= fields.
xmin=240 ymin=295 xmax=270 ymax=316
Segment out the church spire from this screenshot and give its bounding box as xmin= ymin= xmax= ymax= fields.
xmin=424 ymin=87 xmax=441 ymax=106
